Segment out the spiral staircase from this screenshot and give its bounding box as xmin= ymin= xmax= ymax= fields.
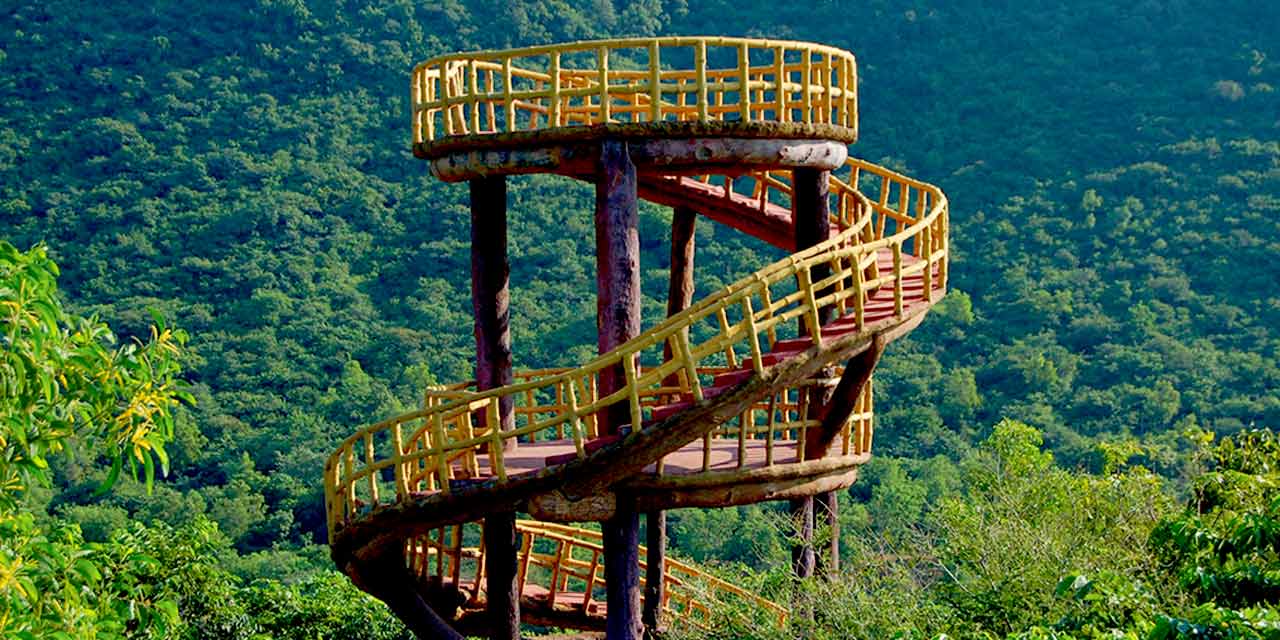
xmin=324 ymin=37 xmax=949 ymax=637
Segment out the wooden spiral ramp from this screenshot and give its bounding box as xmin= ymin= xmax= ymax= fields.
xmin=325 ymin=37 xmax=949 ymax=639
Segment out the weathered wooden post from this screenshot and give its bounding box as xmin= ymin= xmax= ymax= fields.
xmin=790 ymin=167 xmax=834 ymax=580
xmin=645 ymin=206 xmax=697 ymax=633
xmin=470 ymin=175 xmax=521 ymax=639
xmin=805 ymin=338 xmax=886 ymax=578
xmin=596 ymin=139 xmax=643 ymax=640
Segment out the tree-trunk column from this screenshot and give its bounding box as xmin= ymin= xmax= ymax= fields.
xmin=596 ymin=139 xmax=642 ymax=437
xmin=646 ymin=206 xmax=696 ymax=633
xmin=471 ymin=175 xmax=516 ymax=437
xmin=790 ymin=167 xmax=833 ymax=581
xmin=471 ymin=176 xmax=520 ymax=640
xmin=596 ymin=139 xmax=643 ymax=640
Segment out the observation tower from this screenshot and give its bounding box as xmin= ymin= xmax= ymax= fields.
xmin=324 ymin=37 xmax=950 ymax=639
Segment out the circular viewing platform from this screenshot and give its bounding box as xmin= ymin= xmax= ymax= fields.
xmin=412 ymin=37 xmax=859 ymax=161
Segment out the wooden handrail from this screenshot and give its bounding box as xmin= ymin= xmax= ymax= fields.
xmin=411 ymin=37 xmax=858 ymax=145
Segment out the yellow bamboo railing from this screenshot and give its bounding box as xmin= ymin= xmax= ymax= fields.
xmin=422 ymin=365 xmax=872 ymax=474
xmin=411 ymin=37 xmax=858 ymax=145
xmin=323 ymin=158 xmax=948 ymax=542
xmin=405 ymin=520 xmax=789 ymax=628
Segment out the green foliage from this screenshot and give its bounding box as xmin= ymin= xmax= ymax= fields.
xmin=0 ymin=241 xmax=190 ymax=508
xmin=0 ymin=241 xmax=193 ymax=638
xmin=0 ymin=510 xmax=184 ymax=639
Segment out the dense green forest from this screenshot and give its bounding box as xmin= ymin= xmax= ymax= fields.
xmin=2 ymin=0 xmax=1277 ymax=637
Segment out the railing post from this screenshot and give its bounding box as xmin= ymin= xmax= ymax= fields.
xmin=549 ymin=51 xmax=562 ymax=127
xmin=648 ymin=42 xmax=662 ymax=123
xmin=893 ymin=242 xmax=904 ymax=318
xmin=392 ymin=421 xmax=409 ymax=500
xmin=802 ymin=50 xmax=813 ymax=124
xmin=773 ymin=46 xmax=786 ymax=122
xmin=695 ymin=40 xmax=708 ymax=121
xmin=502 ymin=57 xmax=515 ymax=132
xmin=468 ymin=60 xmax=480 ymax=133
xmin=743 ymin=295 xmax=764 ymax=374
xmin=567 ymin=380 xmax=586 ymax=458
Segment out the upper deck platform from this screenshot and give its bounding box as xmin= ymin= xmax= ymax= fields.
xmin=412 ymin=37 xmax=858 ymax=159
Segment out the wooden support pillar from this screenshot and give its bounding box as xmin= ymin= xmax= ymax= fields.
xmin=806 ymin=335 xmax=886 ymax=578
xmin=471 ymin=176 xmax=520 ymax=639
xmin=790 ymin=167 xmax=833 ymax=581
xmin=646 ymin=205 xmax=695 ymax=634
xmin=605 ymin=502 xmax=643 ymax=640
xmin=471 ymin=175 xmax=516 ymax=438
xmin=815 ymin=491 xmax=839 ymax=577
xmin=789 ymin=495 xmax=816 ymax=579
xmin=483 ymin=512 xmax=521 ymax=640
xmin=660 ymin=206 xmax=698 ymax=386
xmin=596 ymin=139 xmax=643 ymax=640
xmin=666 ymin=207 xmax=698 ymax=318
xmin=595 ymin=139 xmax=642 ymax=436
xmin=351 ymin=548 xmax=466 ymax=640
xmin=643 ymin=510 xmax=667 ymax=634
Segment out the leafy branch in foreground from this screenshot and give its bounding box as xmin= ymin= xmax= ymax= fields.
xmin=0 ymin=240 xmax=192 ymax=508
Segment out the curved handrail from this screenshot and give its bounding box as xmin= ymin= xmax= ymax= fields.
xmin=323 ymin=158 xmax=947 ymax=541
xmin=405 ymin=520 xmax=789 ymax=627
xmin=422 ymin=364 xmax=874 ymax=482
xmin=412 ymin=37 xmax=858 ymax=146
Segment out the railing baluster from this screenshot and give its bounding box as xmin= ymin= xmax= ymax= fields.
xmin=487 ymin=398 xmax=507 ymax=482
xmin=583 ymin=549 xmax=601 ymax=611
xmin=675 ymin=331 xmax=703 ymax=401
xmin=549 ymin=51 xmax=561 ymax=127
xmin=547 ymin=539 xmax=565 ymax=604
xmin=743 ymin=295 xmax=764 ymax=374
xmin=773 ymin=46 xmax=786 ymax=122
xmin=893 ymin=243 xmax=904 ymax=318
xmin=716 ymin=307 xmax=738 ymax=367
xmin=624 ymin=354 xmax=643 ymax=432
xmin=431 ymin=414 xmax=451 ymax=494
xmin=695 ymin=40 xmax=708 ymax=121
xmin=702 ymin=429 xmax=712 ymax=471
xmin=502 ymin=57 xmax=515 ymax=131
xmin=649 ymin=41 xmax=661 ymax=122
xmin=343 ymin=445 xmax=356 ymax=517
xmin=566 ymin=380 xmax=586 ymax=458
xmin=392 ymin=420 xmax=409 ymax=499
xmin=797 ymin=265 xmax=823 ymax=346
xmin=853 ymin=251 xmax=866 ymax=329
xmin=922 ymin=224 xmax=933 ymax=302
xmin=468 ymin=59 xmax=479 ymax=133
xmin=598 ymin=46 xmax=611 ymax=123
xmin=759 ymin=282 xmax=777 ymax=347
xmin=802 ymin=50 xmax=813 ymax=124
xmin=451 ymin=523 xmax=464 ymax=585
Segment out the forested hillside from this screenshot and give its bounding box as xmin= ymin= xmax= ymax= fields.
xmin=1 ymin=1 xmax=1277 ymax=637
